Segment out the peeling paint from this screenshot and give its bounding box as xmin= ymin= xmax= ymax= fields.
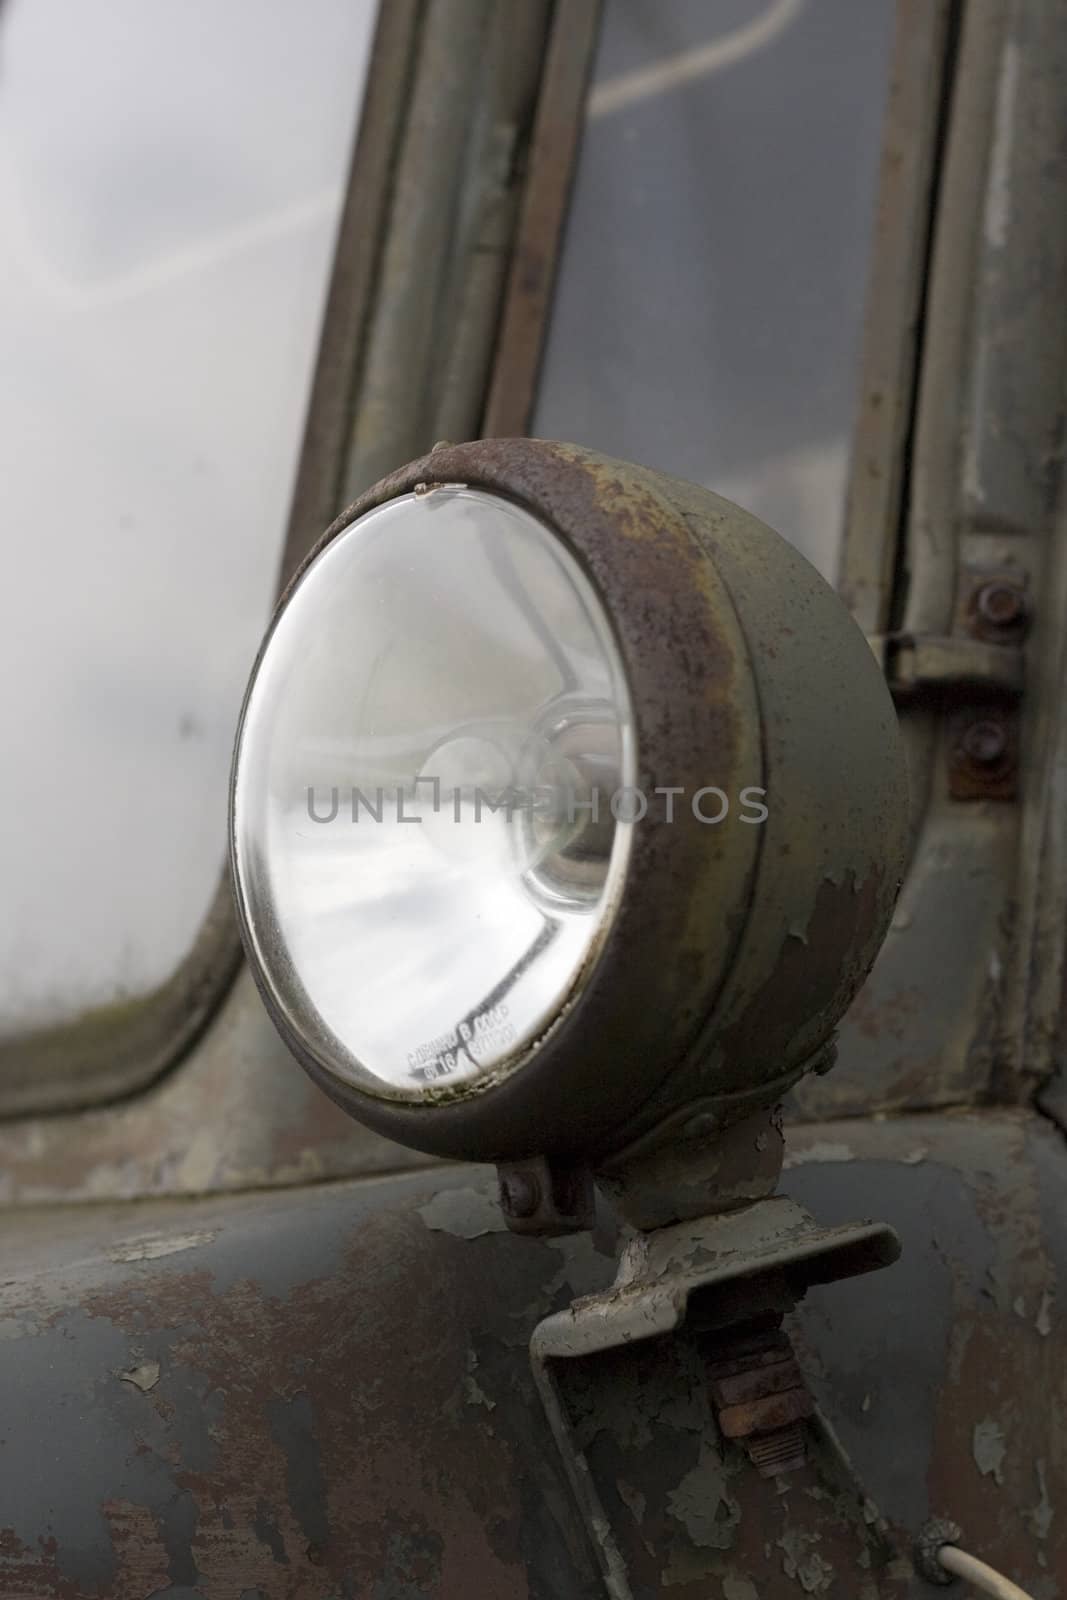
xmin=416 ymin=1186 xmax=507 ymax=1239
xmin=616 ymin=1479 xmax=646 ymax=1527
xmin=463 ymin=1351 xmax=496 ymax=1412
xmin=1031 ymin=1461 xmax=1053 ymax=1541
xmin=118 ymin=1360 xmax=160 ymax=1393
xmin=1036 ymin=1290 xmax=1053 ymax=1338
xmin=109 ymin=1230 xmax=217 ymax=1262
xmin=777 ymin=1527 xmax=834 ymax=1594
xmin=973 ymin=1418 xmax=1007 ymax=1486
xmin=784 ymin=1142 xmax=855 ymax=1168
xmin=665 ymin=1444 xmax=740 ymax=1551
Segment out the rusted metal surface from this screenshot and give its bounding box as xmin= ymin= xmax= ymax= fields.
xmin=786 ymin=1110 xmax=1067 ymax=1595
xmin=481 ymin=0 xmax=601 ymax=439
xmin=968 ymin=577 xmax=1031 ymax=644
xmin=707 ymin=1329 xmax=815 ymax=1474
xmin=1 ymin=1110 xmax=1062 ymax=1596
xmin=258 ymin=438 xmax=906 ymax=1164
xmin=0 ymin=1168 xmax=612 ymax=1599
xmin=538 ymin=1326 xmax=914 ymax=1599
xmin=529 ymin=1194 xmax=903 ymax=1594
xmin=497 ymin=1156 xmax=596 ymax=1237
xmin=597 ymin=1107 xmax=785 ymax=1234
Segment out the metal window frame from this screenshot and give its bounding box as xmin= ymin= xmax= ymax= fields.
xmin=0 ymin=0 xmax=599 ymax=1124
xmin=800 ymin=0 xmax=1067 ymax=1122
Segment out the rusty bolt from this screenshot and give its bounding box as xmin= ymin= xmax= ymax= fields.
xmin=974 ymin=580 xmax=1026 ymax=631
xmin=958 ymin=719 xmax=1008 ymax=767
xmin=706 ymin=1328 xmax=813 ymax=1478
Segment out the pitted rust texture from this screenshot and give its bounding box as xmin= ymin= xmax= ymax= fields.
xmin=706 ymin=1327 xmax=815 ymax=1473
xmin=270 ymin=439 xmax=906 ymax=1164
xmin=271 ymin=439 xmax=767 ymax=1162
xmin=0 ymin=1171 xmax=613 ymax=1599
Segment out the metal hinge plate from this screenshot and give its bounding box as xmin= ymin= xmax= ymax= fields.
xmin=868 ymin=632 xmax=1024 ymax=699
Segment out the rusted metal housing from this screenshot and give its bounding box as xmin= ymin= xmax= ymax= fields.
xmin=236 ymin=439 xmax=909 ymax=1164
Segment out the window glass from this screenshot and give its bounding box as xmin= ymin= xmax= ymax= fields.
xmin=534 ymin=0 xmax=895 ymax=578
xmin=0 ymin=0 xmax=377 ymax=1033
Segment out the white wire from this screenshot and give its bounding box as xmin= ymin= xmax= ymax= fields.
xmin=937 ymin=1544 xmax=1036 ymax=1600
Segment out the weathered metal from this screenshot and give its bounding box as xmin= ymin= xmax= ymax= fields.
xmin=1 ymin=1107 xmax=1063 ymax=1596
xmin=243 ymin=437 xmax=907 ymax=1165
xmin=0 ymin=967 xmax=435 ymax=1209
xmin=838 ymin=0 xmax=956 ymax=637
xmin=799 ymin=0 xmax=1067 ymax=1123
xmin=337 ymin=0 xmax=555 ymax=502
xmin=970 ymin=579 xmax=1031 ymax=641
xmin=707 ymin=1330 xmax=815 ymax=1471
xmin=481 ymin=0 xmax=602 ymax=438
xmin=874 ymin=633 xmax=1025 ymax=700
xmin=497 ymin=1156 xmax=597 ymax=1236
xmin=277 ymin=0 xmax=424 ymax=591
xmin=948 ymin=709 xmax=1019 ymax=801
xmin=596 ymin=1106 xmax=786 ymax=1233
xmin=1 ymin=2 xmax=1065 ymax=1592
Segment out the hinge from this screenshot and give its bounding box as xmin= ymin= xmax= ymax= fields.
xmin=868 ymin=632 xmax=1024 ymax=701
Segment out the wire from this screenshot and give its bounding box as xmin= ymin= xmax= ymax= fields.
xmin=937 ymin=1544 xmax=1035 ymax=1600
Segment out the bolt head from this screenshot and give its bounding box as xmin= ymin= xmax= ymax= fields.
xmin=499 ymin=1169 xmax=540 ymax=1219
xmin=960 ymin=718 xmax=1008 ymax=766
xmin=975 ymin=580 xmax=1025 ymax=628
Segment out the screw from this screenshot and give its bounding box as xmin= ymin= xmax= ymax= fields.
xmin=959 ymin=719 xmax=1008 ymax=767
xmin=975 ymin=580 xmax=1026 ymax=630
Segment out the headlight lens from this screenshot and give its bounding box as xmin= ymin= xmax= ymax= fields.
xmin=231 ymin=486 xmax=635 ymax=1102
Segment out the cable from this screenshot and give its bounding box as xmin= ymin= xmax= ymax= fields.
xmin=937 ymin=1544 xmax=1035 ymax=1600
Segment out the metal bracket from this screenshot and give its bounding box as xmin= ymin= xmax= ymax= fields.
xmin=869 ymin=632 xmax=1024 ymax=700
xmin=531 ymin=1198 xmax=915 ymax=1597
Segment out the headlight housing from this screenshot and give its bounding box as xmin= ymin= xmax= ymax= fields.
xmin=231 ymin=440 xmax=907 ymax=1165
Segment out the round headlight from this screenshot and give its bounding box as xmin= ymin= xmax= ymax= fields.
xmin=232 ymin=485 xmax=635 ymax=1103
xmin=231 ymin=440 xmax=907 ymax=1164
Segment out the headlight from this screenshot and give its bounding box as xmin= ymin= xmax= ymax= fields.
xmin=231 ymin=440 xmax=907 ymax=1168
